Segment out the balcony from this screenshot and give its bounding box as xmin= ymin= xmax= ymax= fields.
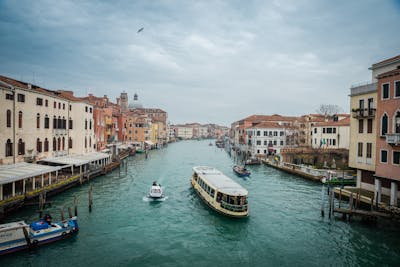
xmin=386 ymin=134 xmax=400 ymax=145
xmin=53 ymin=129 xmax=67 ymax=135
xmin=351 ymin=108 xmax=376 ymax=119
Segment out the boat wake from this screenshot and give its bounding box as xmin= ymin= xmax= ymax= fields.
xmin=142 ymin=196 xmax=168 ymax=202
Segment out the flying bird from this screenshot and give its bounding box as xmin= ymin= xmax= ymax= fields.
xmin=137 ymin=27 xmax=144 ymax=33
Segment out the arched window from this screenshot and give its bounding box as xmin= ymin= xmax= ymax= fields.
xmin=381 ymin=113 xmax=388 ymax=136
xmin=6 ymin=110 xmax=11 ymax=128
xmin=5 ymin=139 xmax=13 ymax=156
xmin=395 ymin=111 xmax=400 ymax=134
xmin=62 ymin=137 xmax=65 ymax=150
xmin=89 ymin=120 xmax=92 ymax=130
xmin=85 ymin=119 xmax=88 ymax=130
xmin=37 ymin=113 xmax=40 ymax=128
xmin=89 ymin=136 xmax=92 ymax=147
xmin=44 ymin=138 xmax=49 ymax=152
xmin=53 ymin=137 xmax=57 ymax=151
xmin=58 ymin=116 xmax=62 ymax=129
xmin=18 ymin=111 xmax=23 ymax=128
xmin=37 ymin=138 xmax=42 ymax=153
xmin=44 ymin=115 xmax=49 ymax=129
xmin=69 ymin=137 xmax=73 ymax=149
xmin=62 ymin=117 xmax=66 ymax=129
xmin=57 ymin=137 xmax=61 ymax=151
xmin=18 ymin=138 xmax=25 ymax=155
xmin=53 ymin=116 xmax=57 ymax=129
xmin=85 ymin=137 xmax=87 ymax=148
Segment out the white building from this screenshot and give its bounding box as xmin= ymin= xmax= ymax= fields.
xmin=311 ymin=116 xmax=350 ymax=149
xmin=175 ymin=126 xmax=194 ymax=139
xmin=0 ymin=76 xmax=95 ymax=165
xmin=245 ymin=122 xmax=287 ymax=156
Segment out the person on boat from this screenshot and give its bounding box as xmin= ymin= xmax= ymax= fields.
xmin=43 ymin=214 xmax=52 ymax=225
xmin=153 ymin=181 xmax=157 ymax=186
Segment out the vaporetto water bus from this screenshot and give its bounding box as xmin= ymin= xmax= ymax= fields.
xmin=191 ymin=166 xmax=248 ymax=218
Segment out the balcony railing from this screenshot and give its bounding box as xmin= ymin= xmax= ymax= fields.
xmin=351 ymin=108 xmax=376 ymax=119
xmin=386 ymin=134 xmax=400 ymax=145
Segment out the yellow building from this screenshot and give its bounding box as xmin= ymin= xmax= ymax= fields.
xmin=349 ymin=83 xmax=377 ymax=191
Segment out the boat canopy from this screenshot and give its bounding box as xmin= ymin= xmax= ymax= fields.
xmin=39 ymin=152 xmax=110 ymax=167
xmin=0 ymin=162 xmax=65 ymax=185
xmin=144 ymin=141 xmax=154 ymax=145
xmin=193 ymin=166 xmax=248 ymax=196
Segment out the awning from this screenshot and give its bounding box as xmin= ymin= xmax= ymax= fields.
xmin=0 ymin=162 xmax=64 ymax=185
xmin=39 ymin=152 xmax=110 ymax=167
xmin=144 ymin=141 xmax=154 ymax=145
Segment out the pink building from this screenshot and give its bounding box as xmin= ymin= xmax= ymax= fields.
xmin=375 ymin=67 xmax=400 ymax=206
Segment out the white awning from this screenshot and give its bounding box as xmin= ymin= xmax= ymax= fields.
xmin=39 ymin=152 xmax=110 ymax=167
xmin=144 ymin=141 xmax=154 ymax=145
xmin=0 ymin=162 xmax=65 ymax=185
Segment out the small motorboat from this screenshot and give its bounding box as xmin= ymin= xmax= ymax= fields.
xmin=148 ymin=181 xmax=164 ymax=199
xmin=244 ymin=158 xmax=261 ymax=165
xmin=233 ymin=165 xmax=251 ymax=177
xmin=0 ymin=214 xmax=78 ymax=255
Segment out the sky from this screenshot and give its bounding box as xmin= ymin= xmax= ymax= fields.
xmin=0 ymin=0 xmax=399 ymax=126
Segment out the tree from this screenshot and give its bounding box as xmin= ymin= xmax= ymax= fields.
xmin=316 ymin=104 xmax=343 ymax=117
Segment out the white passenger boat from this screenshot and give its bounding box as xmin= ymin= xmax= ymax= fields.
xmin=148 ymin=181 xmax=164 ymax=199
xmin=191 ymin=166 xmax=249 ymax=218
xmin=0 ymin=214 xmax=78 ymax=255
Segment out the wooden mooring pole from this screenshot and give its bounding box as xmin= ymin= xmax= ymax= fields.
xmin=89 ymin=185 xmax=93 ymax=212
xmin=320 ymin=184 xmax=325 ymax=217
xmin=74 ymin=195 xmax=78 ymax=216
xmin=60 ymin=208 xmax=65 ymax=221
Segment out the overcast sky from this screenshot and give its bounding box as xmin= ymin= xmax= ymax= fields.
xmin=1 ymin=0 xmax=399 ymax=126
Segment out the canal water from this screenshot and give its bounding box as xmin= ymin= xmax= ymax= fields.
xmin=1 ymin=140 xmax=400 ymax=266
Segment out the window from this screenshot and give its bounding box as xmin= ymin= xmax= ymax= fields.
xmin=53 ymin=137 xmax=56 ymax=151
xmin=256 ymin=140 xmax=261 ymax=145
xmin=53 ymin=116 xmax=57 ymax=129
xmin=323 ymin=128 xmax=326 ymax=134
xmin=62 ymin=137 xmax=65 ymax=150
xmin=69 ymin=104 xmax=72 ymax=111
xmin=45 ymin=99 xmax=48 ymax=107
xmin=264 ymin=131 xmax=268 ymax=136
xmin=280 ymin=141 xmax=284 ymax=145
xmin=381 ymin=114 xmax=388 ymax=136
xmin=90 ymin=120 xmax=92 ymax=130
xmin=85 ymin=119 xmax=88 ymax=130
xmin=273 ymin=140 xmax=277 ymax=145
xmin=395 ymin=111 xmax=400 ymax=133
xmin=395 ymin=81 xmax=400 ymax=98
xmin=44 ymin=138 xmax=49 ymax=152
xmin=382 ymin=83 xmax=389 ymax=99
xmin=6 ymin=93 xmax=14 ymax=100
xmin=17 ymin=93 xmax=25 ymax=102
xmin=327 ymin=128 xmax=332 ymax=134
xmin=62 ymin=117 xmax=66 ymax=129
xmin=36 ymin=113 xmax=40 ymax=128
xmin=359 ymin=99 xmax=364 ymax=109
xmin=357 ymin=142 xmax=363 ymax=157
xmin=18 ymin=111 xmax=22 ymax=128
xmin=280 ymin=131 xmax=284 ymax=136
xmin=393 ymin=151 xmax=400 ymax=165
xmin=314 ymin=128 xmax=317 ymax=134
xmin=256 ymin=131 xmax=260 ymax=136
xmin=366 ymin=143 xmax=372 ymax=159
xmin=273 ymin=131 xmax=277 ymax=136
xmin=89 ymin=137 xmax=91 ymax=147
xmin=332 ymin=139 xmax=336 ymax=146
xmin=36 ymin=98 xmax=43 ymax=106
xmin=85 ymin=106 xmax=88 ymax=112
xmin=69 ymin=119 xmax=73 ymax=129
xmin=69 ymin=137 xmax=73 ymax=149
xmin=57 ymin=137 xmax=61 ymax=151
xmin=381 ymin=150 xmax=388 ymax=163
xmin=54 ymin=101 xmax=56 ymax=108
xmin=63 ymin=103 xmax=65 ymax=110
xmin=18 ymin=139 xmax=25 ymax=155
xmin=367 ymin=119 xmax=373 ymax=133
xmin=37 ymin=138 xmax=42 ymax=153
xmin=332 ymin=128 xmax=336 ymax=134
xmin=44 ymin=115 xmax=49 ymax=129
xmin=85 ymin=137 xmax=87 ymax=148
xmin=90 ymin=107 xmax=92 ymax=113
xmin=5 ymin=139 xmax=13 ymax=157
xmin=358 ymin=120 xmax=363 ymax=133
xmin=6 ymin=110 xmax=11 ymax=127
xmin=264 ymin=140 xmax=267 ymax=145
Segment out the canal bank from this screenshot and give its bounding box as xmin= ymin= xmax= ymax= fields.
xmin=1 ymin=140 xmax=400 ymax=267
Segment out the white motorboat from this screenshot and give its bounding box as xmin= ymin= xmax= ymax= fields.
xmin=148 ymin=181 xmax=164 ymax=199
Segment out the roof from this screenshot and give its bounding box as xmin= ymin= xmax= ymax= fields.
xmin=193 ymin=166 xmax=248 ymax=196
xmin=0 ymin=162 xmax=65 ymax=185
xmin=247 ymin=121 xmax=283 ymax=129
xmin=370 ymin=55 xmax=400 ymax=70
xmin=39 ymin=152 xmax=110 ymax=166
xmin=377 ymin=68 xmax=400 ymax=79
xmin=314 ymin=117 xmax=350 ymax=127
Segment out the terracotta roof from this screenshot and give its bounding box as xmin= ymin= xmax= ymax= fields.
xmin=371 ymin=55 xmax=400 ymax=69
xmin=314 ymin=117 xmax=350 ymax=127
xmin=247 ymin=121 xmax=283 ymax=129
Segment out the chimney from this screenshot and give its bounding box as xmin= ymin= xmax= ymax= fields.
xmin=27 ymin=83 xmax=32 ymax=90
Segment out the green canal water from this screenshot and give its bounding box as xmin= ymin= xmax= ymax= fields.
xmin=1 ymin=140 xmax=400 ymax=267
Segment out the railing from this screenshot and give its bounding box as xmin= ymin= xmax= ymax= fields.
xmin=386 ymin=134 xmax=400 ymax=145
xmin=351 ymin=108 xmax=376 ymax=119
xmin=350 ymin=82 xmax=377 ymax=95
xmin=221 ymin=200 xmax=248 ymax=212
xmin=53 ymin=129 xmax=67 ymax=135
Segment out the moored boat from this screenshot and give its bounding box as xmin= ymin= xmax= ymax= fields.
xmin=0 ymin=214 xmax=78 ymax=255
xmin=244 ymin=158 xmax=261 ymax=165
xmin=191 ymin=166 xmax=248 ymax=218
xmin=233 ymin=165 xmax=251 ymax=177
